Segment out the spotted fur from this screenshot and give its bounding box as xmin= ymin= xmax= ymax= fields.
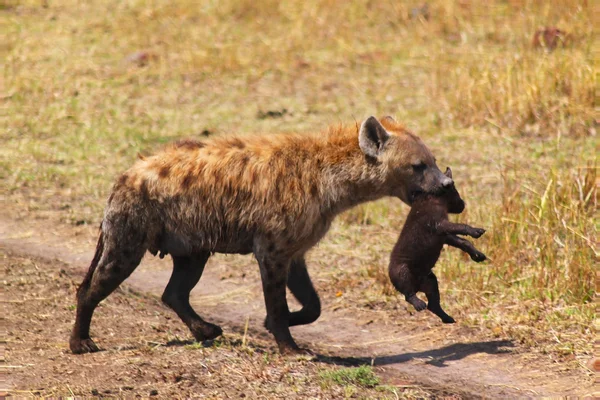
xmin=70 ymin=116 xmax=453 ymax=354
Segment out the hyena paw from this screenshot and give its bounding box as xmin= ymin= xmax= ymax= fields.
xmin=281 ymin=345 xmax=315 ymax=358
xmin=470 ymin=228 xmax=486 ymax=238
xmin=471 ymin=251 xmax=487 ymax=262
xmin=191 ymin=321 xmax=223 ymax=342
xmin=70 ymin=337 xmax=100 ymax=354
xmin=407 ymin=295 xmax=427 ymax=312
xmin=278 ymin=342 xmax=304 ymax=356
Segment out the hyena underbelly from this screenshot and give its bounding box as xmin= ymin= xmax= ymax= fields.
xmin=70 ymin=116 xmax=454 ymax=355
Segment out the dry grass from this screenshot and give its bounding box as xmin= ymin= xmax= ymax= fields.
xmin=2 ymin=0 xmax=596 ymax=375
xmin=425 ymin=1 xmax=594 ymax=136
xmin=486 ymin=164 xmax=596 ymax=303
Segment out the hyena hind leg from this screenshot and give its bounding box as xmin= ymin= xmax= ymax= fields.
xmin=70 ymin=235 xmax=146 ymax=354
xmin=161 ymin=253 xmax=223 ymax=342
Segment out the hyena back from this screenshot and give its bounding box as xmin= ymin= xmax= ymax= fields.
xmin=70 ymin=116 xmax=453 ymax=354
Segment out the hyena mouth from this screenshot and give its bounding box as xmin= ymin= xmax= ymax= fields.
xmin=409 ymin=190 xmax=424 ymax=203
xmin=432 ymin=185 xmax=450 ymax=196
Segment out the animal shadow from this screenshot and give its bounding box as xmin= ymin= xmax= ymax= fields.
xmin=315 ymin=340 xmax=514 ymax=368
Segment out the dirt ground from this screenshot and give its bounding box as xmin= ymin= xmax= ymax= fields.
xmin=4 ymin=249 xmax=457 ymax=399
xmin=2 ymin=215 xmax=596 ymax=398
xmin=3 ymin=1 xmax=596 ymax=398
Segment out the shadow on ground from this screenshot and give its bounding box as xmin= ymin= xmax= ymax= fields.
xmin=316 ymin=340 xmax=514 ymax=368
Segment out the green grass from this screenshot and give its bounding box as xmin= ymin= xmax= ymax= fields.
xmin=319 ymin=365 xmax=380 ymax=389
xmin=2 ymin=0 xmax=596 ymax=370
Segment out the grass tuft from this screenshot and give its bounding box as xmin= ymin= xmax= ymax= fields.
xmin=486 ymin=163 xmax=596 ymax=302
xmin=319 ymin=365 xmax=380 ymax=389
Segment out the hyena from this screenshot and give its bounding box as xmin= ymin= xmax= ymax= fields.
xmin=389 ymin=167 xmax=486 ymax=323
xmin=70 ymin=116 xmax=454 ymax=355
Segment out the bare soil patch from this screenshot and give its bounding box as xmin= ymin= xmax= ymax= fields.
xmin=3 ymin=250 xmax=447 ymax=399
xmin=1 ymin=215 xmax=595 ymax=398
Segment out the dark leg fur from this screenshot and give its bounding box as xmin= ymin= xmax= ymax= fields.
xmin=389 ymin=263 xmax=426 ymax=312
xmin=78 ymin=228 xmax=104 ymax=294
xmin=287 ymin=258 xmax=322 ymax=326
xmin=406 ymin=294 xmax=427 ymax=311
xmin=420 ymin=272 xmax=455 ymax=323
xmin=263 ymin=257 xmax=321 ymax=330
xmin=436 ymin=221 xmax=486 ymax=238
xmin=70 ymin=230 xmax=146 ymax=354
xmin=445 ymin=235 xmax=486 ymax=262
xmin=161 ymin=252 xmax=222 ymax=342
xmin=255 ymin=249 xmax=299 ymax=354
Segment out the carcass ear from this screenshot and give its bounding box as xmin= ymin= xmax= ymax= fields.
xmin=445 ymin=167 xmax=453 ymax=179
xmin=358 ymin=116 xmax=390 ymax=158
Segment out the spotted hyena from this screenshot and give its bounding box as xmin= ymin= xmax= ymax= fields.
xmin=70 ymin=116 xmax=455 ymax=355
xmin=388 ymin=167 xmax=486 ymax=324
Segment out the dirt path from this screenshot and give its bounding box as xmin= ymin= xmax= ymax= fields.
xmin=1 ymin=214 xmax=594 ymax=398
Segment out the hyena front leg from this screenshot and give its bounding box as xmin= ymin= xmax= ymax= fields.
xmin=161 ymin=252 xmax=223 ymax=342
xmin=254 ymin=243 xmax=299 ymax=354
xmin=70 ymin=229 xmax=146 ymax=354
xmin=287 ymin=257 xmax=321 ymax=326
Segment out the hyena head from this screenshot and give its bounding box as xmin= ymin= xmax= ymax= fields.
xmin=358 ymin=116 xmax=453 ymax=205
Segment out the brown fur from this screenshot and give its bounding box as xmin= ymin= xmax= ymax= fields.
xmin=389 ymin=168 xmax=486 ymax=323
xmin=70 ymin=116 xmax=455 ymax=355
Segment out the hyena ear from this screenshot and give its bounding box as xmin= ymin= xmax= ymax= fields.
xmin=359 ymin=116 xmax=390 ymax=158
xmin=444 ymin=167 xmax=453 ymax=179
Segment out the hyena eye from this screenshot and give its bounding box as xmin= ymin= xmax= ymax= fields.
xmin=412 ymin=162 xmax=426 ymax=172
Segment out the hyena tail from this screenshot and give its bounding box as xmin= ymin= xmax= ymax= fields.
xmin=77 ymin=223 xmax=105 ymax=295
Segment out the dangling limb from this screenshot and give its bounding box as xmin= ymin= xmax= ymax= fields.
xmin=435 ymin=221 xmax=486 ymax=238
xmin=445 ymin=235 xmax=486 ymax=262
xmin=420 ymin=272 xmax=455 ymax=323
xmin=389 ymin=262 xmax=426 ymax=311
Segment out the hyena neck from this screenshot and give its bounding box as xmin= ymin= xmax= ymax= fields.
xmin=319 ymin=138 xmax=388 ymax=216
